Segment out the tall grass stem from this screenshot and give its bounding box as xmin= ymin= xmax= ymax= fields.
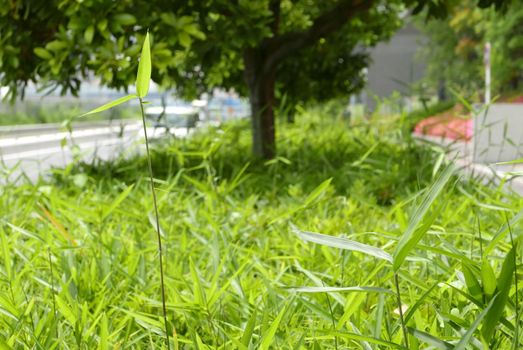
xmin=139 ymin=98 xmax=171 ymax=350
xmin=47 ymin=248 xmax=57 ymax=318
xmin=323 ymin=281 xmax=338 ymax=349
xmin=394 ymin=273 xmax=409 ymax=348
xmin=507 ymin=215 xmax=519 ymax=348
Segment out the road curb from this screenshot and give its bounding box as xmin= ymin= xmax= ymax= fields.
xmin=0 ymin=119 xmax=138 ymax=137
xmin=414 ymin=134 xmax=523 ymax=195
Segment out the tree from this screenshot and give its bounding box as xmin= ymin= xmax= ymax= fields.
xmin=0 ymin=0 xmax=512 ymax=158
xmin=418 ymin=0 xmax=521 ymax=100
xmin=488 ymin=4 xmax=523 ymax=92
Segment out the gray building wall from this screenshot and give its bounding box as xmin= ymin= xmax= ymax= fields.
xmin=474 ymin=104 xmax=523 ymax=163
xmin=366 ymin=23 xmax=426 ymax=111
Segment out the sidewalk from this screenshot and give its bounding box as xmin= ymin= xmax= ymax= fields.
xmin=415 ymin=134 xmax=523 ymax=195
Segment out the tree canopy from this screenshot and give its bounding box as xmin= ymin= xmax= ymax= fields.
xmin=0 ymin=0 xmax=513 ymax=158
xmin=419 ymin=0 xmax=522 ymax=100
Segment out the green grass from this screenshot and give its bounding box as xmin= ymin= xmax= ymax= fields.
xmin=1 ymin=110 xmax=522 ymax=349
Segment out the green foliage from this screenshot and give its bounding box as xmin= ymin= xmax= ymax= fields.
xmin=275 ymin=4 xmax=403 ymax=107
xmin=0 ymin=1 xmax=394 ymax=102
xmin=392 ymin=164 xmax=455 ymax=271
xmin=0 ymin=0 xmax=508 ymax=102
xmin=0 ymin=0 xmax=511 ymax=157
xmin=79 ymin=94 xmax=137 ymax=117
xmin=418 ymin=0 xmax=523 ymax=99
xmin=135 ymin=32 xmax=151 ymax=99
xmin=1 ymin=109 xmax=522 ymax=348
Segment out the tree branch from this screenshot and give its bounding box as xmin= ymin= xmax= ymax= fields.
xmin=262 ymin=0 xmax=375 ymax=74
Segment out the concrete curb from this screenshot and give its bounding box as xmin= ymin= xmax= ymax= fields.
xmin=0 ymin=119 xmax=138 ymax=137
xmin=414 ymin=134 xmax=523 ymax=195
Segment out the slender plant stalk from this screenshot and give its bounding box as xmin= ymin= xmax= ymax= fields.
xmin=322 ymin=281 xmax=338 ymax=350
xmin=139 ymin=98 xmax=171 ymax=350
xmin=507 ymin=215 xmax=519 ymax=348
xmin=394 ymin=273 xmax=409 ymax=349
xmin=477 ymin=214 xmax=483 ymax=259
xmin=477 ymin=215 xmax=486 ymax=305
xmin=48 ymin=248 xmax=57 ymax=319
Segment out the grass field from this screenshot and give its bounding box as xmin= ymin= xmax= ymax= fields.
xmin=1 ymin=110 xmax=522 ymax=349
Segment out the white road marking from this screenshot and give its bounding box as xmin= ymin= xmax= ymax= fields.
xmin=0 ymin=123 xmax=142 ymax=148
xmin=0 ymin=136 xmax=138 ymax=161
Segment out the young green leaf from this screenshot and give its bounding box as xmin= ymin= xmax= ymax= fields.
xmin=101 ymin=184 xmax=135 ymax=220
xmin=303 ymin=178 xmax=332 ymax=207
xmin=481 ymin=260 xmax=497 ymax=300
xmin=100 ymin=312 xmax=108 ymax=350
xmin=482 ymin=247 xmax=516 ymax=342
xmin=84 ymin=25 xmax=95 ymax=44
xmin=34 ymin=47 xmax=53 ymax=60
xmin=291 ymin=286 xmax=392 ymax=294
xmin=259 ymin=303 xmax=287 ymax=350
xmin=0 ymin=338 xmax=13 ymax=350
xmin=393 ymin=165 xmax=455 ymax=271
xmin=462 ymin=263 xmax=483 ymax=302
xmin=325 ymin=331 xmax=407 ymax=349
xmin=241 ymin=308 xmax=257 ymax=347
xmin=292 ymin=225 xmax=392 ymax=262
xmin=496 ymin=157 xmax=523 ymax=165
xmin=408 ymin=327 xmax=453 ymax=350
xmin=136 ymin=32 xmax=151 ymax=98
xmin=455 ymin=294 xmax=498 ymax=350
xmin=80 ymin=94 xmax=137 ymax=117
xmin=400 ymin=281 xmax=438 ymax=327
xmin=189 ymin=259 xmax=206 ymax=306
xmin=485 ymin=208 xmax=523 ymax=255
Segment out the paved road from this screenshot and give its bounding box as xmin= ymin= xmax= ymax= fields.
xmin=0 ymin=120 xmax=188 ymax=183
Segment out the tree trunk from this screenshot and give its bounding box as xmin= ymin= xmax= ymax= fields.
xmin=240 ymin=0 xmax=373 ymax=159
xmin=244 ymin=49 xmax=277 ymax=159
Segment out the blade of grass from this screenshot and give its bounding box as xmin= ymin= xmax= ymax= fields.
xmin=259 ymin=302 xmax=287 ymax=350
xmin=292 ymin=225 xmax=392 ymax=262
xmin=291 ymin=286 xmax=392 ymax=294
xmin=394 ymin=273 xmax=409 ymax=349
xmin=481 ymin=260 xmax=497 ymax=300
xmin=241 ymin=308 xmax=257 ymax=348
xmin=485 ymin=208 xmax=523 ymax=255
xmin=455 ymin=293 xmax=498 ymax=350
xmin=407 ymin=327 xmax=453 ymax=350
xmin=393 ymin=165 xmax=455 ymax=271
xmin=462 ymin=263 xmax=483 ymax=302
xmin=482 ymin=247 xmax=516 ymax=342
xmin=325 ymin=330 xmax=407 ymax=349
xmin=79 ymin=94 xmax=137 ymax=117
xmin=508 ymin=216 xmax=520 ymax=350
xmin=101 ymin=184 xmax=135 ymax=220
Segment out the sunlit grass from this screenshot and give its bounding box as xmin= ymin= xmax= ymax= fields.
xmin=1 ymin=111 xmax=521 ymax=349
